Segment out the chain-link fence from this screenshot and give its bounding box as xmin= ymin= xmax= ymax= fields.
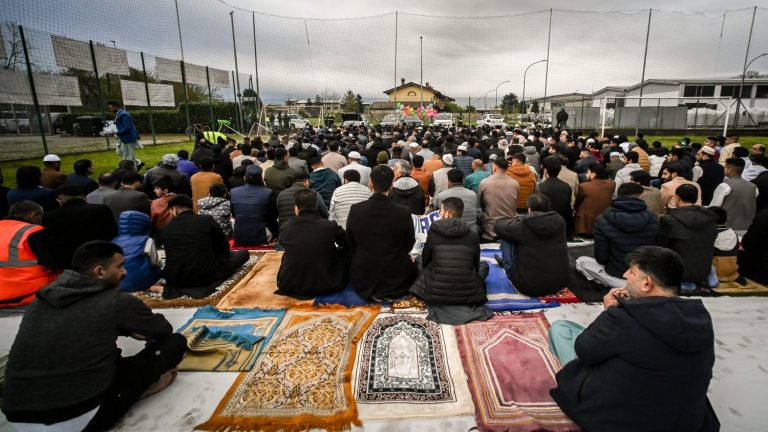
xmin=1 ymin=1 xmax=768 ymax=159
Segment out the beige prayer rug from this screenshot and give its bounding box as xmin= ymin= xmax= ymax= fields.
xmin=352 ymin=311 xmax=474 ymax=420
xmin=196 ymin=305 xmax=379 ymax=432
xmin=715 ymin=278 xmax=768 ymax=296
xmin=132 ymin=252 xmax=265 ymax=309
xmin=216 ymin=251 xmax=314 ymax=310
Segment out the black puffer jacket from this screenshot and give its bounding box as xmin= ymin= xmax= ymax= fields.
xmin=410 ymin=218 xmax=486 ymax=305
xmin=657 ymin=206 xmax=717 ymax=283
xmin=594 ymin=197 xmax=659 ymax=278
xmin=551 ymin=297 xmax=718 ymax=432
xmin=494 ymin=211 xmax=568 ymax=296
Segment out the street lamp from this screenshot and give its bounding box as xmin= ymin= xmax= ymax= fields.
xmin=521 ymin=59 xmax=547 ymax=116
xmin=495 ymin=80 xmax=510 ymax=109
xmin=735 ymin=52 xmax=767 ymax=127
xmin=483 ymin=89 xmax=494 ymax=111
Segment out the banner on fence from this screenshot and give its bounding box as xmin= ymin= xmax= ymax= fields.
xmin=119 ymin=79 xmax=176 ymax=107
xmin=155 ymin=57 xmax=230 ymax=88
xmin=0 ymin=70 xmax=82 ymax=106
xmin=0 ymin=28 xmax=6 ymax=60
xmin=51 ymin=35 xmax=130 ymax=76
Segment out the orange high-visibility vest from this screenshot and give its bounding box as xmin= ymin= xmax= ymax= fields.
xmin=0 ymin=220 xmax=58 ymax=307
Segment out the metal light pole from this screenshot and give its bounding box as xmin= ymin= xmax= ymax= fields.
xmin=735 ymin=6 xmax=757 ymax=128
xmin=495 ymin=80 xmax=510 ymax=109
xmin=483 ymin=89 xmax=494 ymax=111
xmin=229 ymin=11 xmax=243 ymax=132
xmin=419 ymin=36 xmax=423 ymax=108
xmin=521 ymin=59 xmax=546 ymax=115
xmin=736 ymin=52 xmax=767 ymax=127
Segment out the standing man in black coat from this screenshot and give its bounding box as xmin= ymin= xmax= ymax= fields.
xmin=42 ymin=183 xmax=118 ymax=270
xmin=346 ymin=165 xmax=417 ymax=301
xmin=276 ymin=189 xmax=348 ymax=299
xmin=549 ymin=246 xmax=719 ymax=432
xmin=159 ymin=195 xmax=249 ymax=299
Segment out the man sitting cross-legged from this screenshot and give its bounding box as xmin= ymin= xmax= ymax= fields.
xmin=2 ymin=241 xmax=186 ymax=432
xmin=549 ymin=246 xmax=719 ymax=432
xmin=346 ymin=165 xmax=417 ymax=302
xmin=160 ymin=194 xmax=249 ymax=299
xmin=276 ymin=189 xmax=348 ymax=299
xmin=410 ymin=197 xmax=492 ymax=324
xmin=576 ymin=183 xmax=658 ymax=288
xmin=494 ymin=193 xmax=569 ymax=297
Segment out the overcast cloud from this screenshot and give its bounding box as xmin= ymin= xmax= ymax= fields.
xmin=3 ymin=0 xmax=768 ymax=104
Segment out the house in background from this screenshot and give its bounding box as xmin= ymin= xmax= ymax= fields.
xmin=379 ymin=78 xmax=455 ymax=110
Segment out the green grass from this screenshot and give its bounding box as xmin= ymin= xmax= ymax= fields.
xmin=1 ymin=141 xmax=195 ymax=189
xmin=633 ymin=135 xmax=767 ymax=149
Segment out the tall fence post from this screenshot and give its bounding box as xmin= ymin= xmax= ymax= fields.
xmin=231 ymin=70 xmax=239 ymax=130
xmin=140 ymin=52 xmax=157 ymax=146
xmin=18 ymin=25 xmax=48 ymax=155
xmin=89 ymin=40 xmax=111 ymax=150
xmin=636 ymin=9 xmax=652 ymax=137
xmin=206 ymin=66 xmax=215 ymax=131
xmin=180 ymin=61 xmax=191 ymax=139
xmin=543 ymin=9 xmax=552 ymax=118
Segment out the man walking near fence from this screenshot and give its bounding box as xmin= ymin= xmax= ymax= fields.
xmin=108 ymin=101 xmax=142 ymax=165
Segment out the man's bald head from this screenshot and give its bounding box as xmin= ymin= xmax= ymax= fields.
xmin=472 ymin=159 xmax=484 ymax=170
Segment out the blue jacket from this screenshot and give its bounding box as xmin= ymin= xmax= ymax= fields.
xmin=310 ymin=167 xmax=341 ymax=205
xmin=594 ymin=197 xmax=658 ymax=278
xmin=115 ymin=108 xmax=140 ymax=144
xmin=230 ymin=184 xmax=279 ymax=246
xmin=112 ymin=211 xmax=159 ymax=292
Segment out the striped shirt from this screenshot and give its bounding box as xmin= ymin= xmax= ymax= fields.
xmin=329 ymin=182 xmax=372 ymax=229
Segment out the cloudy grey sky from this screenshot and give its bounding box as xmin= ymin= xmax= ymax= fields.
xmin=4 ymin=0 xmax=768 ymax=105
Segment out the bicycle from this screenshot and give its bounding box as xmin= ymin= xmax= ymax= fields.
xmin=185 ymin=123 xmax=210 ymax=135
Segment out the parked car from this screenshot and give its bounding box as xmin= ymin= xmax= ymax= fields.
xmin=475 ymin=113 xmax=506 ymax=128
xmin=433 ymin=112 xmax=454 ymax=127
xmin=341 ymin=112 xmax=368 ymax=128
xmin=379 ymin=114 xmax=401 ymax=127
xmin=273 ymin=113 xmax=309 ymax=129
xmin=0 ymin=111 xmax=31 ymax=134
xmin=402 ymin=115 xmax=423 ymax=127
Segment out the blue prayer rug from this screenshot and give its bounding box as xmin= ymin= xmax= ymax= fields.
xmin=480 ymin=249 xmax=560 ymax=312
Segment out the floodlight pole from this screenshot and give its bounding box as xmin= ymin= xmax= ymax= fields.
xmin=543 ymin=9 xmax=552 ymax=117
xmin=735 ymin=6 xmax=757 ymax=128
xmin=394 ymin=11 xmax=398 ymax=109
xmin=19 ymin=26 xmax=48 ymax=154
xmin=230 ymin=11 xmax=243 ymax=132
xmin=252 ymin=11 xmax=262 ymax=133
xmin=174 ymin=0 xmax=191 ymax=136
xmin=419 ymin=36 xmax=423 ymax=108
xmin=636 ymin=8 xmax=652 ymax=137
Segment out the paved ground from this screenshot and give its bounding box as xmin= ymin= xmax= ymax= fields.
xmin=0 ymin=134 xmax=189 ymax=162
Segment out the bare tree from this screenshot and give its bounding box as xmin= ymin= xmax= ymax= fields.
xmin=1 ymin=23 xmax=25 ymax=71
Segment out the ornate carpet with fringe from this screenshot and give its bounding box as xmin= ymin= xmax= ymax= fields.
xmin=455 ymin=313 xmax=578 ymax=432
xmin=132 ymin=252 xmax=265 ymax=309
xmin=196 ymin=305 xmax=379 ymax=432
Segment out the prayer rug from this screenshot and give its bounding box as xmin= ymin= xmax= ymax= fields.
xmin=389 ymin=295 xmax=427 ymax=310
xmin=539 ymin=288 xmax=581 ymax=304
xmin=176 ymin=306 xmax=285 ymax=372
xmin=715 ymin=278 xmax=768 ymax=296
xmin=455 ymin=313 xmax=578 ymax=432
xmin=352 ymin=312 xmax=474 ymax=420
xmin=480 ymin=250 xmax=560 ymax=312
xmin=314 ymin=283 xmax=372 ymax=307
xmin=216 ymin=252 xmax=314 ymax=310
xmin=132 ymin=252 xmax=264 ymax=309
xmin=196 ymin=305 xmax=379 ymax=432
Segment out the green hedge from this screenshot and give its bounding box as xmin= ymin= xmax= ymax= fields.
xmin=60 ymin=102 xmax=241 ymax=135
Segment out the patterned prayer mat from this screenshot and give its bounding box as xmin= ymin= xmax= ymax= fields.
xmin=455 ymin=313 xmax=578 ymax=432
xmin=480 ymin=250 xmax=561 ymax=312
xmin=216 ymin=252 xmax=314 ymax=310
xmin=540 ymin=288 xmax=581 ymax=304
xmin=314 ymin=283 xmax=371 ymax=307
xmin=715 ymin=278 xmax=768 ymax=296
xmin=176 ymin=306 xmax=285 ymax=372
xmin=389 ymin=295 xmax=427 ymax=310
xmin=196 ymin=305 xmax=379 ymax=432
xmin=132 ymin=252 xmax=265 ymax=309
xmin=352 ymin=312 xmax=474 ymax=420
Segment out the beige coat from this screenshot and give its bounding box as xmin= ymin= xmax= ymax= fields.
xmin=478 ymin=173 xmax=520 ymax=240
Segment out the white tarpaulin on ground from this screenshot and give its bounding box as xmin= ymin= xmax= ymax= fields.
xmin=0 ymin=28 xmax=7 ymax=59
xmin=51 ymin=35 xmax=129 ymax=76
xmin=0 ymin=69 xmax=81 ymax=106
xmin=120 ymin=79 xmax=175 ymax=107
xmin=155 ymin=57 xmax=230 ymax=88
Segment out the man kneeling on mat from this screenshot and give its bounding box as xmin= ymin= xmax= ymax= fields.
xmin=2 ymin=241 xmax=186 ymax=431
xmin=549 ymin=246 xmax=719 ymax=431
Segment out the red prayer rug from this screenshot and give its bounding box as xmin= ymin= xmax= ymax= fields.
xmin=539 ymin=288 xmax=581 ymax=304
xmin=455 ymin=313 xmax=578 ymax=432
